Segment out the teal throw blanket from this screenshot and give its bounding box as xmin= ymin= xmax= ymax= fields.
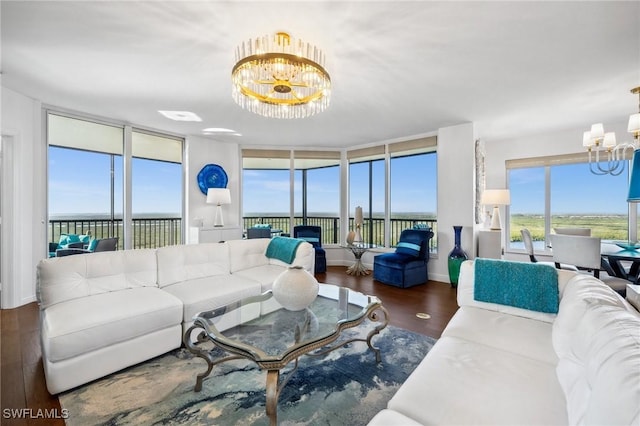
xmin=266 ymin=237 xmax=304 ymax=264
xmin=474 ymin=258 xmax=559 ymax=314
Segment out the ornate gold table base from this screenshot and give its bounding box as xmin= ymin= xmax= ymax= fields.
xmin=184 ymin=304 xmax=389 ymax=426
xmin=345 ymin=244 xmax=374 ymax=276
xmin=346 ymin=258 xmax=370 ymax=275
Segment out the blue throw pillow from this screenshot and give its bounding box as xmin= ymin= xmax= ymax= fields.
xmin=396 ymin=241 xmax=422 ymax=257
xmin=254 ymin=224 xmax=271 ymax=229
xmin=87 ymin=238 xmax=98 ymax=251
xmin=474 ymin=258 xmax=559 ymax=313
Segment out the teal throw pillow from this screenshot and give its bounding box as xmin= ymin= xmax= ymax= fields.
xmin=87 ymin=238 xmax=98 ymax=251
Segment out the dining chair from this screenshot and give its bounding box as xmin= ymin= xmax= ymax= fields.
xmin=549 ymin=234 xmax=629 ymax=296
xmin=520 ymin=228 xmax=578 ymax=271
xmin=553 ymin=227 xmax=591 ymax=236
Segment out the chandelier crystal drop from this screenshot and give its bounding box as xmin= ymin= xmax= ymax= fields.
xmin=583 ymin=86 xmax=640 ymax=176
xmin=231 ymin=32 xmax=331 ymax=119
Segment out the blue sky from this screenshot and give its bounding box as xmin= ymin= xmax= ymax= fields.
xmin=50 ymin=147 xmax=628 ymax=217
xmin=509 ymin=163 xmax=628 ymax=215
xmin=49 ymin=147 xmax=181 ymax=216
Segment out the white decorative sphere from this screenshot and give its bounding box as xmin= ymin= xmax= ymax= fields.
xmin=272 ymin=266 xmax=319 ymax=311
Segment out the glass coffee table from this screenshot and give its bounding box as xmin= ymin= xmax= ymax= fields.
xmin=183 ymin=284 xmax=388 ymax=425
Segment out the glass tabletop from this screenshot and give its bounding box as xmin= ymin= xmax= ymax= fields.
xmin=193 ymin=284 xmax=380 ymax=362
xmin=601 ymin=241 xmax=640 ymax=259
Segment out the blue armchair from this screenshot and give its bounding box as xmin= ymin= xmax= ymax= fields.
xmin=373 ymin=228 xmax=434 ymax=288
xmin=293 ymin=225 xmax=327 ymax=274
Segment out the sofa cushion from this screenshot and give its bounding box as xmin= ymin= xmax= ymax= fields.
xmin=232 ymin=264 xmax=294 ymax=292
xmin=226 ymin=238 xmax=271 ymax=273
xmin=42 ymin=287 xmax=182 ymax=362
xmin=443 ymin=306 xmax=557 ymax=365
xmin=553 ymin=275 xmax=640 ymax=425
xmin=161 ymin=275 xmax=262 ymax=322
xmin=156 ymin=243 xmax=230 ymax=288
xmin=457 ymin=260 xmax=575 ymax=323
xmin=387 ymin=335 xmax=568 ymax=425
xmin=37 ymin=249 xmax=158 ymax=309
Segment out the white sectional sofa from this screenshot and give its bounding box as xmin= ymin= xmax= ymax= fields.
xmin=369 ymin=259 xmax=640 ymax=426
xmin=36 ymin=238 xmax=314 ymax=394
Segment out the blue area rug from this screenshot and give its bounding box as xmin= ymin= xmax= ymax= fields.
xmin=60 ymin=324 xmax=435 ymax=425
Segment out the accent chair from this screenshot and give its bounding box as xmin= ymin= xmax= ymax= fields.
xmin=373 ymin=228 xmax=434 ymax=288
xmin=293 ymin=225 xmax=327 ymax=274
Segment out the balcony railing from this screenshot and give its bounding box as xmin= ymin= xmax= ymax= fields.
xmin=49 ymin=215 xmax=437 ymax=252
xmin=243 ymin=216 xmax=438 ymax=252
xmin=48 ymin=217 xmax=182 ymax=250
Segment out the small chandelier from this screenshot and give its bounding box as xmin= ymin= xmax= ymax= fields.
xmin=231 ymin=32 xmax=331 ymax=119
xmin=582 ymin=86 xmax=640 ymax=176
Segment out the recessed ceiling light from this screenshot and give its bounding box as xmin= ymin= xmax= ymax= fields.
xmin=158 ymin=111 xmax=202 ymax=122
xmin=202 ymin=128 xmax=235 ymax=133
xmin=202 ymin=128 xmax=242 ymax=136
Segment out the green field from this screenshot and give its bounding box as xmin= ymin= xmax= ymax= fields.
xmin=510 ymin=214 xmax=630 ymax=242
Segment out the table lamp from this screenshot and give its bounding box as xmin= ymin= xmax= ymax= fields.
xmin=354 ymin=206 xmax=363 ymax=243
xmin=480 ymin=189 xmax=511 ymax=230
xmin=206 ymin=188 xmax=231 ymax=227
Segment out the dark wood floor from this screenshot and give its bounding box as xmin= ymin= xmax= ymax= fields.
xmin=0 ymin=266 xmax=459 ymax=424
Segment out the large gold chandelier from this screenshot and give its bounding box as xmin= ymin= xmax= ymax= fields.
xmin=231 ymin=32 xmax=331 ymax=119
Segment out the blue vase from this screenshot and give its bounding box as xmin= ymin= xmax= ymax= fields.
xmin=447 ymin=226 xmax=468 ymax=288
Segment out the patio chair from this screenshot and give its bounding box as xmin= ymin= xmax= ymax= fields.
xmin=247 ymin=227 xmax=272 ymax=239
xmin=55 ymin=237 xmax=118 ymax=257
xmin=293 ymin=225 xmax=327 ymax=274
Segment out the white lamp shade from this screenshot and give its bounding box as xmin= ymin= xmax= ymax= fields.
xmin=206 ymin=188 xmax=231 ymax=205
xmin=480 ymin=189 xmax=511 ymax=206
xmin=355 ymin=206 xmax=363 ymax=225
xmin=603 ymin=132 xmax=617 ymax=148
xmin=628 ymin=113 xmax=640 ymax=134
xmin=582 ymin=131 xmax=593 ymax=147
xmin=590 ymin=123 xmax=605 ymax=140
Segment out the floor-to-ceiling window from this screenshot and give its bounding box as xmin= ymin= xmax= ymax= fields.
xmin=348 ymin=146 xmax=385 ymax=246
xmin=131 ymin=130 xmax=183 ymax=248
xmin=47 ymin=112 xmax=184 ymax=250
xmin=294 ymin=150 xmax=340 ymax=244
xmin=389 ymin=136 xmax=438 ymax=249
xmin=242 ymin=149 xmax=292 ymax=233
xmin=507 ymin=153 xmax=632 ymax=252
xmin=242 ymin=149 xmax=340 ymax=242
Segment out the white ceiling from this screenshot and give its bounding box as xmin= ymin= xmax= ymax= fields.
xmin=2 ymin=1 xmax=639 ymax=148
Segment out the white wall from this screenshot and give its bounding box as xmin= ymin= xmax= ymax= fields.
xmin=185 ymin=136 xmax=241 ymax=235
xmin=432 ymin=122 xmax=477 ymax=283
xmin=1 ymin=88 xmax=46 ymax=308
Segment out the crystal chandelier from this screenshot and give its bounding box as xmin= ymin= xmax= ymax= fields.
xmin=582 ymin=86 xmax=640 ymax=175
xmin=231 ymin=32 xmax=331 ymax=119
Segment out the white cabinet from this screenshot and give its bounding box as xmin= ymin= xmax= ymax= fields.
xmin=189 ymin=226 xmax=242 ymax=244
xmin=477 ymin=229 xmax=502 ymax=259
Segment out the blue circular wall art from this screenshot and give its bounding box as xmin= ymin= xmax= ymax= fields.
xmin=197 ymin=164 xmax=228 ymax=195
